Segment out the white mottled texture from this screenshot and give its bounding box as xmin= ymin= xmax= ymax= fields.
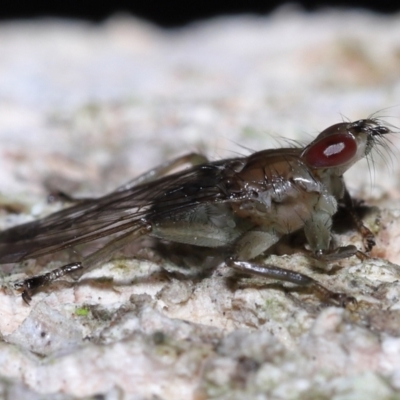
xmin=1 ymin=10 xmax=400 ymax=399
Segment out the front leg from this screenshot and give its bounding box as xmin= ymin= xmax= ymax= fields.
xmin=303 ymin=207 xmax=362 ymax=262
xmin=339 ymin=188 xmax=375 ymax=252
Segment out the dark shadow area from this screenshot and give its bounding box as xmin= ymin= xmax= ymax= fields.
xmin=0 ymin=0 xmax=399 ymax=27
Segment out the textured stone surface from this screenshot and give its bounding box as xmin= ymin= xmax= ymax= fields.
xmin=0 ymin=10 xmax=400 ymax=399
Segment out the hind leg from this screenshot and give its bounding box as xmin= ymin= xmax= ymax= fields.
xmin=15 ymin=224 xmax=152 ymax=303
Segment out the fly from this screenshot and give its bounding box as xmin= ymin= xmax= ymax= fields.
xmin=0 ymin=118 xmax=393 ymax=305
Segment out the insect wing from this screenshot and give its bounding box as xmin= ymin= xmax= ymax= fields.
xmin=0 ymin=162 xmax=232 ymax=263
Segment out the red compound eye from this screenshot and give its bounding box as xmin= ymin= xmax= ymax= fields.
xmin=302 ymin=133 xmax=357 ymax=168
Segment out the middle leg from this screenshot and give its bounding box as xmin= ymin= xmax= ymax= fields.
xmin=226 ymin=257 xmax=355 ymax=307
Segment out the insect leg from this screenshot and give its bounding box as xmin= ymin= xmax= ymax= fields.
xmin=312 ymin=245 xmax=361 ymax=262
xmin=227 ymin=229 xmax=354 ymax=306
xmin=15 ymin=224 xmax=152 ymax=303
xmin=15 ymin=262 xmax=83 ymax=304
xmin=302 ymin=200 xmax=369 ymax=262
xmin=340 ymin=188 xmax=375 ymax=252
xmin=47 ymin=191 xmax=85 ymax=204
xmin=303 ymin=203 xmax=363 ymax=262
xmin=226 ymin=257 xmax=355 ymax=307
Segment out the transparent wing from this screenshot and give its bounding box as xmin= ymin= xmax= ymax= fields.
xmin=0 ymin=160 xmax=236 ymax=263
xmin=0 ymin=147 xmax=303 ymax=264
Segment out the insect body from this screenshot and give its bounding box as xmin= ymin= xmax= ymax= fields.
xmin=0 ymin=118 xmax=392 ymax=304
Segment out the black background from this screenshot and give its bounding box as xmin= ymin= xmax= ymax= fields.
xmin=0 ymin=0 xmax=398 ymax=27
